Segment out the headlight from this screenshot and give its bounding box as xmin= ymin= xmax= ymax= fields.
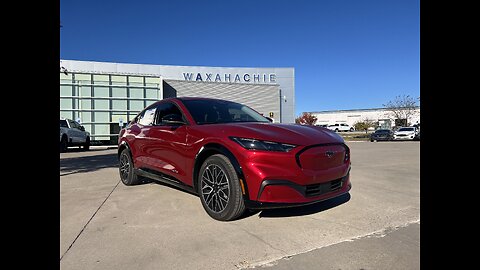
xmin=230 ymin=137 xmax=297 ymax=152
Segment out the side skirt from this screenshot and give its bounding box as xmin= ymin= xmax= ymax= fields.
xmin=135 ymin=168 xmax=197 ymax=195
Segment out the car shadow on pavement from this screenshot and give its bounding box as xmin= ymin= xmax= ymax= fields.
xmin=256 ymin=193 xmax=351 ymax=218
xmin=60 ymin=153 xmax=118 ymax=176
xmin=147 ymin=182 xmax=350 ymax=220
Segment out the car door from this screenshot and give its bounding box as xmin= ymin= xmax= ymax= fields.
xmin=71 ymin=121 xmax=87 ymax=142
xmin=145 ymin=102 xmax=189 ymax=183
xmin=131 ymin=105 xmax=159 ymax=169
xmin=68 ymin=120 xmax=82 ymax=143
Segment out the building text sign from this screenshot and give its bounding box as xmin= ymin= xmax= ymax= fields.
xmin=183 ymin=72 xmax=276 ymax=84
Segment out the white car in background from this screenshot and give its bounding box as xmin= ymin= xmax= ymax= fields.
xmin=327 ymin=123 xmax=354 ymax=132
xmin=393 ymin=127 xmax=418 ymax=140
xmin=60 ymin=118 xmax=91 ymax=152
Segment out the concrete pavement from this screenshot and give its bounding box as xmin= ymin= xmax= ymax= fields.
xmin=60 ymin=141 xmax=420 ymax=270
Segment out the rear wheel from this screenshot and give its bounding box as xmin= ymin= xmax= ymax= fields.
xmin=119 ymin=148 xmax=142 ymax=186
xmin=83 ymin=137 xmax=90 ymax=150
xmin=350 ymin=128 xmax=354 ymax=132
xmin=198 ymin=154 xmax=245 ymax=221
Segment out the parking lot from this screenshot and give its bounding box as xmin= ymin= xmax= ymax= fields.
xmin=60 ymin=141 xmax=420 ymax=270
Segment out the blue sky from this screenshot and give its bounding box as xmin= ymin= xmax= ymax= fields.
xmin=60 ymin=0 xmax=419 ymax=115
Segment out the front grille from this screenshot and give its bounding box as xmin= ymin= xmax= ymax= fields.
xmin=396 ymin=134 xmax=407 ymax=137
xmin=305 ymin=177 xmax=344 ymax=197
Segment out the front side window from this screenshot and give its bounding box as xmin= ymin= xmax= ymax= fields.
xmin=138 ymin=107 xmax=157 ymax=126
xmin=182 ymin=99 xmax=269 ymax=125
xmin=69 ymin=120 xmax=77 ymax=129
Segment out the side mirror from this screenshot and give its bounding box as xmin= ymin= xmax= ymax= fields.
xmin=265 ymin=117 xmax=273 ymax=122
xmin=162 ymin=114 xmax=185 ymax=125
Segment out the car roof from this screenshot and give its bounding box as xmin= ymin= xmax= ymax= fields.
xmin=148 ymin=97 xmax=238 ymax=106
xmin=175 ymin=97 xmax=237 ymax=102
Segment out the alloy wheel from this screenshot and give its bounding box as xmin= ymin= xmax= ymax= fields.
xmin=201 ymin=164 xmax=230 ymax=213
xmin=119 ymin=153 xmax=130 ymax=181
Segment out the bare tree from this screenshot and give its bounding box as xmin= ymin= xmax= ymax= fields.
xmin=383 ymin=95 xmax=419 ymax=126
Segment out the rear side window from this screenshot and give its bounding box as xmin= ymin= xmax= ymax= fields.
xmin=138 ymin=107 xmax=157 ymax=126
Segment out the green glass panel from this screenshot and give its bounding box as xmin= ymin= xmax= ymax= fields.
xmin=93 ymin=87 xmax=109 ymax=97
xmin=94 ymin=99 xmax=109 ymax=110
xmin=129 ymin=88 xmax=144 ymax=98
xmin=60 ymin=85 xmax=72 ymax=96
xmin=60 ymin=98 xmax=72 ymax=109
xmin=112 ymin=87 xmax=127 ymax=98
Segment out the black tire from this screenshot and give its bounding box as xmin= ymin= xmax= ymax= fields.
xmin=60 ymin=135 xmax=68 ymax=152
xmin=335 ymin=128 xmax=339 ymax=132
xmin=198 ymin=154 xmax=245 ymax=221
xmin=119 ymin=148 xmax=142 ymax=186
xmin=350 ymin=128 xmax=354 ymax=132
xmin=370 ymin=139 xmax=374 ymax=142
xmin=83 ymin=137 xmax=90 ymax=150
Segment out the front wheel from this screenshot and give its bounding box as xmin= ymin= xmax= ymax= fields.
xmin=198 ymin=154 xmax=245 ymax=221
xmin=119 ymin=148 xmax=142 ymax=186
xmin=83 ymin=137 xmax=90 ymax=150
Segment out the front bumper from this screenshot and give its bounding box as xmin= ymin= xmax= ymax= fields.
xmin=236 ymin=143 xmax=351 ymax=206
xmin=371 ymin=136 xmax=392 ymax=141
xmin=393 ymin=134 xmax=415 ymax=140
xmin=245 ymin=182 xmax=351 ymax=210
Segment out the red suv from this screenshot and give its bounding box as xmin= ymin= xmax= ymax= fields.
xmin=118 ymin=97 xmax=351 ymax=221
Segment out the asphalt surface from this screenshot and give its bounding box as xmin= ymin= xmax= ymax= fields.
xmin=60 ymin=141 xmax=420 ymax=270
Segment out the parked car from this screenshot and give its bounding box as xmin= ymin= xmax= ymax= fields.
xmin=327 ymin=123 xmax=354 ymax=132
xmin=370 ymin=129 xmax=394 ymax=142
xmin=118 ymin=97 xmax=352 ymax=221
xmin=60 ymin=118 xmax=90 ymax=152
xmin=393 ymin=127 xmax=418 ymax=140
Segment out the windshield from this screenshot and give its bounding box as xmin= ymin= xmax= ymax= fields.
xmin=60 ymin=120 xmax=68 ymax=128
xmin=398 ymin=127 xmax=414 ymax=132
xmin=181 ymin=99 xmax=270 ymax=125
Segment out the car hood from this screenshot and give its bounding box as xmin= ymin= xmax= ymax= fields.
xmin=195 ymin=122 xmax=345 ymax=146
xmin=395 ymin=131 xmax=415 ymax=135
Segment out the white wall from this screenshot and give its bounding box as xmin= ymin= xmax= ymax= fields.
xmin=311 ymin=107 xmax=420 ymax=127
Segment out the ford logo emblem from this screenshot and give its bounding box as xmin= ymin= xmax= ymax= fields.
xmin=325 ymin=151 xmax=335 ymax=158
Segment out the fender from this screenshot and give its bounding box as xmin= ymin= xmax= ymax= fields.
xmin=193 ymin=143 xmax=250 ymax=200
xmin=118 ymin=140 xmax=133 ymax=160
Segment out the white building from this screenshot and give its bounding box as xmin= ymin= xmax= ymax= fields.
xmin=309 ymin=107 xmax=420 ymax=130
xmin=60 ymin=60 xmax=295 ymax=143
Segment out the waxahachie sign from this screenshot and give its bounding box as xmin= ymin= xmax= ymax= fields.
xmin=183 ymin=72 xmax=276 ymax=84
